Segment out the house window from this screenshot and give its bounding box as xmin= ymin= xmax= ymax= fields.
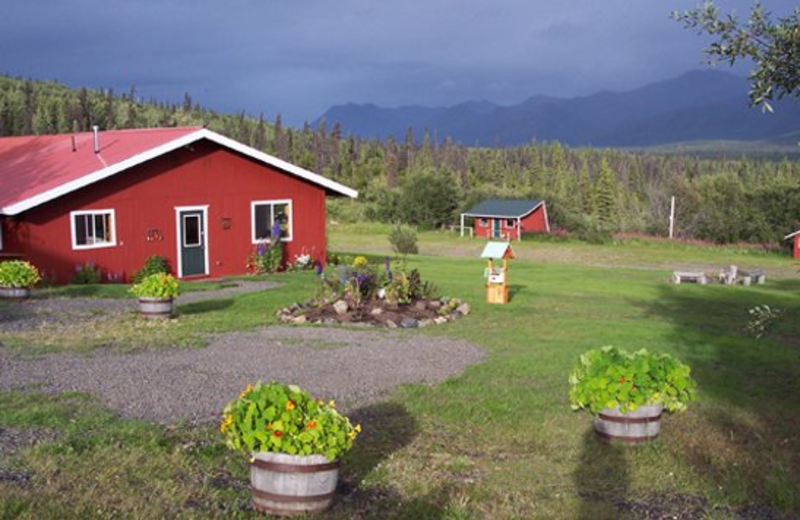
xmin=506 ymin=219 xmax=516 ymax=228
xmin=252 ymin=200 xmax=292 ymax=243
xmin=478 ymin=218 xmax=488 ymax=226
xmin=70 ymin=210 xmax=116 ymax=250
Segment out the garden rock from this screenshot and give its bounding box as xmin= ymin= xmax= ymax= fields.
xmin=457 ymin=303 xmax=471 ymax=316
xmin=401 ymin=317 xmax=419 ymax=328
xmin=333 ymin=300 xmax=349 ymax=315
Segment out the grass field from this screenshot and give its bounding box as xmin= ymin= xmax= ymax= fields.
xmin=1 ymin=232 xmax=799 ymax=519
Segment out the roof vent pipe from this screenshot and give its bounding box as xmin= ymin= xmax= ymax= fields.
xmin=92 ymin=125 xmax=100 ymax=154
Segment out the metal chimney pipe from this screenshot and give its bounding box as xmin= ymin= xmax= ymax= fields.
xmin=92 ymin=125 xmax=100 ymax=154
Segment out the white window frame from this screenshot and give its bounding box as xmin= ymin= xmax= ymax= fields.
xmin=478 ymin=218 xmax=488 ymax=226
xmin=251 ymin=199 xmax=293 ymax=244
xmin=505 ymin=219 xmax=516 ymax=228
xmin=70 ymin=209 xmax=117 ymax=250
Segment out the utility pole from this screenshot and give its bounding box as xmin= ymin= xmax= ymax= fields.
xmin=669 ymin=196 xmax=676 ymax=240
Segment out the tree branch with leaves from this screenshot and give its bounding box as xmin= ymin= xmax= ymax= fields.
xmin=673 ymin=1 xmax=800 ymax=112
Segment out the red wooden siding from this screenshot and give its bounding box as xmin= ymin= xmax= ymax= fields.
xmin=794 ymin=235 xmax=800 ymax=259
xmin=2 ymin=140 xmax=327 ymax=283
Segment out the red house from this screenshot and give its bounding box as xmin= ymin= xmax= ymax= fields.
xmin=460 ymin=199 xmax=549 ymax=241
xmin=0 ymin=127 xmax=357 ymax=283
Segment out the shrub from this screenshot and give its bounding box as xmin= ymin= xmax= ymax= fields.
xmin=0 ymin=261 xmax=41 ymax=288
xmin=71 ymin=262 xmax=102 ymax=284
xmin=388 ymin=224 xmax=419 ymax=256
xmin=569 ymin=346 xmax=697 ymax=415
xmin=246 ymin=242 xmax=283 ymax=274
xmin=220 ymin=381 xmax=360 ymax=460
xmin=132 ymin=256 xmax=171 ymax=284
xmin=129 ymin=273 xmax=181 ymax=298
xmin=746 ymin=304 xmax=782 ymax=338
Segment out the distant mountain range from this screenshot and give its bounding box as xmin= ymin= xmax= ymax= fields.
xmin=316 ymin=70 xmax=800 ymax=148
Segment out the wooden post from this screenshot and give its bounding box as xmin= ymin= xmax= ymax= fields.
xmin=669 ymin=196 xmax=675 ymax=240
xmin=460 ymin=214 xmax=465 ymax=238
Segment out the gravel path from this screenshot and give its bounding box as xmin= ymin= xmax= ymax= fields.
xmin=0 ymin=280 xmax=278 ymax=332
xmin=0 ymin=326 xmax=485 ymax=424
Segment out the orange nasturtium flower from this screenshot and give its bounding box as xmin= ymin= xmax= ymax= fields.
xmin=273 ymin=430 xmax=283 ymax=438
xmin=306 ymin=420 xmax=317 ymax=429
xmin=286 ymin=400 xmax=296 ymax=411
xmin=219 ymin=414 xmax=234 ymax=433
xmin=239 ymin=383 xmax=254 ymax=398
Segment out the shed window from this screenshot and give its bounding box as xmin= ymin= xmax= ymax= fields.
xmin=71 ymin=210 xmax=116 ymax=250
xmin=506 ymin=219 xmax=516 ymax=228
xmin=478 ymin=218 xmax=488 ymax=226
xmin=252 ymin=200 xmax=292 ymax=243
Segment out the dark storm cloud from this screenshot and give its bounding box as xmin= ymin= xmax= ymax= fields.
xmin=0 ymin=0 xmax=757 ymax=125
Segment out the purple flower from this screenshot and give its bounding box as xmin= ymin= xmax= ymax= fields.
xmin=257 ymin=242 xmax=266 ymax=256
xmin=271 ymin=219 xmax=282 ymax=240
xmin=315 ymin=262 xmax=323 ymax=276
xmin=384 ymin=257 xmax=393 ymax=281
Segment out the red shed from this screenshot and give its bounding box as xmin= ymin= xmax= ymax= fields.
xmin=785 ymin=229 xmax=800 ymax=259
xmin=0 ymin=127 xmax=357 ymax=283
xmin=460 ymin=199 xmax=549 ymax=241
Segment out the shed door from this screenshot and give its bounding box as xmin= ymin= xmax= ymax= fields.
xmin=179 ymin=210 xmax=206 ymax=277
xmin=493 ymin=219 xmax=501 ymax=238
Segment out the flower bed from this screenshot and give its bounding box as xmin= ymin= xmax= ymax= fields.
xmin=277 ymin=256 xmax=470 ymax=328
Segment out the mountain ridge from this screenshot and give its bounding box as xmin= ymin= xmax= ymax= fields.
xmin=316 ymin=70 xmax=800 ymax=147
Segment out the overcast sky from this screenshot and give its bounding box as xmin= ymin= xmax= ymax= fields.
xmin=2 ymin=0 xmax=760 ymax=126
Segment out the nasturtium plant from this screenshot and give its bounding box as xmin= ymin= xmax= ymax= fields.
xmin=129 ymin=272 xmax=181 ymax=298
xmin=0 ymin=260 xmax=41 ymax=288
xmin=568 ymin=346 xmax=697 ymax=415
xmin=220 ymin=381 xmax=360 ymax=461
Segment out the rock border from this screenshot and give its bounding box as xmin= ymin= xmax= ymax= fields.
xmin=277 ymin=297 xmax=471 ymax=329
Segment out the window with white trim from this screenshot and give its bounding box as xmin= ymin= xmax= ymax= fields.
xmin=506 ymin=219 xmax=516 ymax=228
xmin=252 ymin=200 xmax=292 ymax=243
xmin=478 ymin=218 xmax=488 ymax=226
xmin=71 ymin=210 xmax=117 ymax=250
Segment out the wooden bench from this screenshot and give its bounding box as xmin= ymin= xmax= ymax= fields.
xmin=672 ymin=271 xmax=707 ymax=284
xmin=740 ymin=269 xmax=766 ymax=286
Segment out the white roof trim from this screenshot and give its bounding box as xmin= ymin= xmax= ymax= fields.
xmin=784 ymin=229 xmax=800 ymax=240
xmin=1 ymin=128 xmax=357 ymax=216
xmin=461 ymin=201 xmax=544 ymax=220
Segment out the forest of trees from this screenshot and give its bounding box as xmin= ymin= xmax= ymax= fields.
xmin=2 ymin=74 xmax=800 ymax=247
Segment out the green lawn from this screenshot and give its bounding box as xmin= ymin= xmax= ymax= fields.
xmin=1 ymin=238 xmax=799 ymax=519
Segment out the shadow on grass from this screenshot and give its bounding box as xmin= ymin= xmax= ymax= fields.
xmin=508 ymin=283 xmax=525 ymax=302
xmin=641 ymin=282 xmax=800 ymax=513
xmin=574 ymin=428 xmax=629 ymax=520
xmin=329 ymin=401 xmax=455 ymax=520
xmin=177 ymin=298 xmax=234 ymax=315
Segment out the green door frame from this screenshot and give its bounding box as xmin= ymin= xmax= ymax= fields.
xmin=175 ymin=205 xmax=209 ymax=278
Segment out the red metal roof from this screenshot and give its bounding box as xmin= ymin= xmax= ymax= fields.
xmin=0 ymin=127 xmax=202 ymax=213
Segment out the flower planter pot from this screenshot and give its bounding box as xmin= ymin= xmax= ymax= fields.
xmin=137 ymin=297 xmax=173 ymax=319
xmin=0 ymin=286 xmax=30 ymax=299
xmin=250 ymin=452 xmax=340 ymax=516
xmin=593 ymin=404 xmax=663 ymax=444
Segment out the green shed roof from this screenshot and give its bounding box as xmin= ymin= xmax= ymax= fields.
xmin=462 ymin=199 xmax=544 ymax=218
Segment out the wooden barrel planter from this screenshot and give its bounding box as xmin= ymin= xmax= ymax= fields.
xmin=250 ymin=452 xmax=340 ymax=516
xmin=0 ymin=287 xmax=31 ymax=299
xmin=593 ymin=404 xmax=663 ymax=444
xmin=137 ymin=297 xmax=173 ymax=319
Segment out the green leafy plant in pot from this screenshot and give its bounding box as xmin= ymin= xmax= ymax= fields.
xmin=568 ymin=346 xmax=697 ymax=443
xmin=129 ymin=272 xmax=181 ymax=318
xmin=220 ymin=381 xmax=360 ymax=516
xmin=0 ymin=260 xmax=41 ymax=298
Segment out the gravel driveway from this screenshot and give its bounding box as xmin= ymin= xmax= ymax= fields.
xmin=0 ymin=325 xmax=484 ymax=424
